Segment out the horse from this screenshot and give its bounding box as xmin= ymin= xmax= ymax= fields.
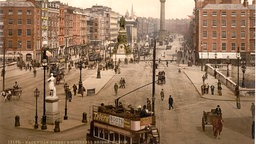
xmin=212 ymin=117 xmax=223 ymax=139
xmin=1 ymin=89 xmax=12 ymax=102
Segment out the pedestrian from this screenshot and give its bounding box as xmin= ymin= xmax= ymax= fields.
xmin=122 ymin=78 xmax=126 ymax=88
xmin=168 ymin=95 xmax=174 ymax=110
xmin=147 ymin=98 xmax=151 ymax=111
xmin=202 ymin=75 xmax=205 ymax=84
xmin=201 ymin=84 xmax=204 ymax=95
xmin=114 ymin=83 xmax=118 ymax=95
xmin=119 ymin=78 xmax=123 ymax=88
xmin=210 ymin=85 xmax=215 ymax=95
xmin=67 ymin=88 xmax=72 ymax=102
xmin=33 ymin=68 xmax=37 ymax=77
xmin=206 ymin=83 xmax=209 ymax=94
xmin=72 ymin=84 xmax=77 ymax=96
xmin=160 ymin=89 xmax=164 ymax=101
xmin=251 ymin=103 xmax=255 ymax=118
xmin=166 ymin=61 xmax=168 ymax=67
xmin=215 ymin=105 xmax=222 ymax=116
xmin=204 ymin=84 xmax=207 ymax=94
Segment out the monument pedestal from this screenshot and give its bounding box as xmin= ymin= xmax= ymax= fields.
xmin=46 ymin=96 xmax=60 ymax=124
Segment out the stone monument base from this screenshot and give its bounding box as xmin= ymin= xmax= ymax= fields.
xmin=46 ymin=96 xmax=61 ymax=125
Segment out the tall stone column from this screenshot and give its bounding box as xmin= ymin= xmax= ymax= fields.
xmin=160 ymin=0 xmax=166 ymax=31
xmin=159 ymin=0 xmax=166 ymax=41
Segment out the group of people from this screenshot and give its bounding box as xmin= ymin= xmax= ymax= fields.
xmin=159 ymin=89 xmax=174 ymax=110
xmin=114 ymin=77 xmax=126 ymax=95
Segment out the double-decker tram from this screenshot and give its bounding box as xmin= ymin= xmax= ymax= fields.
xmin=86 ymin=101 xmax=160 ymax=144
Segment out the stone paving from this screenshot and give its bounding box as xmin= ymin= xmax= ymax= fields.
xmin=17 ymin=62 xmax=254 ymax=133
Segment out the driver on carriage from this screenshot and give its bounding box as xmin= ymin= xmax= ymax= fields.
xmin=13 ymin=81 xmax=19 ymax=89
xmin=215 ymin=105 xmax=222 ymax=116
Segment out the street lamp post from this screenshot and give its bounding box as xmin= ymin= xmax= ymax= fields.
xmin=241 ymin=59 xmax=246 ymax=88
xmin=64 ymin=83 xmax=69 ymax=120
xmin=41 ymin=49 xmax=47 ymax=130
xmin=78 ymin=60 xmax=83 ymax=95
xmin=227 ymin=56 xmax=230 ymax=77
xmin=236 ymin=47 xmax=241 ymax=109
xmin=34 ymin=88 xmax=40 ymax=129
xmin=1 ymin=44 xmax=5 ymax=91
xmin=214 ymin=52 xmax=217 ymax=79
xmin=200 ymin=42 xmax=203 ymax=71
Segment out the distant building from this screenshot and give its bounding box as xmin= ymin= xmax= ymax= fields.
xmin=194 ymin=0 xmax=255 ymax=65
xmin=0 ymin=0 xmax=39 ymax=62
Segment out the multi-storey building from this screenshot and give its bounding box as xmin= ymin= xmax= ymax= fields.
xmin=48 ymin=1 xmax=59 ymax=59
xmin=1 ymin=0 xmax=39 ymax=62
xmin=194 ymin=0 xmax=255 ymax=65
xmin=109 ymin=11 xmax=119 ymax=42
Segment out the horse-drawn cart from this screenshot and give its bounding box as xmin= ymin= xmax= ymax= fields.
xmin=1 ymin=87 xmax=22 ymax=101
xmin=202 ymin=109 xmax=223 ymax=138
xmin=157 ymin=71 xmax=166 ymax=84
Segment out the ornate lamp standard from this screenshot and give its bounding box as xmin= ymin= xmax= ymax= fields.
xmin=241 ymin=59 xmax=246 ymax=88
xmin=214 ymin=52 xmax=217 ymax=79
xmin=200 ymin=41 xmax=203 ymax=71
xmin=227 ymin=56 xmax=230 ymax=77
xmin=236 ymin=47 xmax=241 ymax=109
xmin=78 ymin=60 xmax=83 ymax=95
xmin=34 ymin=88 xmax=40 ymax=129
xmin=64 ymin=83 xmax=69 ymax=120
xmin=41 ymin=48 xmax=47 ymax=130
xmin=1 ymin=44 xmax=5 ymax=91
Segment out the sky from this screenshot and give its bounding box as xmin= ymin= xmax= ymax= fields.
xmin=56 ymin=0 xmax=196 ymax=19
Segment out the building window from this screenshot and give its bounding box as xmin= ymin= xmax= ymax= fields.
xmin=203 ymin=20 xmax=208 ymax=27
xmin=8 ymin=19 xmax=13 ymax=24
xmin=231 ymin=20 xmax=236 ymax=27
xmin=231 ymin=43 xmax=236 ymax=51
xmin=212 ymin=31 xmax=217 ymax=38
xmin=27 ymin=10 xmax=32 ymax=15
xmin=0 ymin=10 xmax=3 ymax=15
xmin=241 ymin=20 xmax=246 ymax=27
xmin=18 ymin=29 xmax=22 ymax=36
xmin=27 ymin=29 xmax=31 ymax=36
xmin=222 ymin=31 xmax=226 ymax=38
xmin=8 ymin=29 xmax=13 ymax=36
xmin=203 ymin=11 xmax=207 ymax=16
xmin=231 ymin=12 xmax=236 ymax=17
xmin=8 ymin=10 xmax=13 ymax=15
xmin=27 ymin=19 xmax=32 ymax=24
xmin=241 ymin=11 xmax=245 ymax=17
xmin=231 ymin=31 xmax=236 ymax=38
xmin=203 ymin=31 xmax=208 ymax=38
xmin=8 ymin=40 xmax=13 ymax=48
xmin=241 ymin=31 xmax=245 ymax=38
xmin=212 ymin=20 xmax=217 ymax=27
xmin=221 ymin=20 xmax=226 ymax=27
xmin=27 ymin=41 xmax=32 ymax=49
xmin=18 ymin=41 xmax=22 ymax=48
xmin=241 ymin=43 xmax=245 ymax=50
xmin=18 ymin=10 xmax=22 ymax=15
xmin=212 ymin=11 xmax=217 ymax=16
xmin=221 ymin=11 xmax=226 ymax=16
xmin=203 ymin=43 xmax=208 ymax=50
xmin=221 ymin=43 xmax=226 ymax=51
xmin=212 ymin=43 xmax=216 ymax=51
xmin=0 ymin=29 xmax=3 ymax=36
xmin=17 ymin=19 xmax=22 ymax=24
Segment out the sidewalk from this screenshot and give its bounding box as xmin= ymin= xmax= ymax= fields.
xmin=18 ymin=68 xmax=116 ymax=132
xmin=180 ymin=64 xmax=254 ymax=102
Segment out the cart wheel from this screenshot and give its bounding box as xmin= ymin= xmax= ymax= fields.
xmin=202 ymin=117 xmax=205 ymax=131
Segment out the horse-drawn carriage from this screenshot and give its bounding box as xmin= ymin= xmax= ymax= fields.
xmin=202 ymin=109 xmax=223 ymax=138
xmin=1 ymin=87 xmax=22 ymax=101
xmin=55 ymin=68 xmax=65 ymax=85
xmin=157 ymin=71 xmax=166 ymax=84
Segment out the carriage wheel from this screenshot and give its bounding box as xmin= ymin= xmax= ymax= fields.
xmin=202 ymin=117 xmax=205 ymax=131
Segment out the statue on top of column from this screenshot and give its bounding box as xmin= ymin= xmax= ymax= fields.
xmin=119 ymin=16 xmax=126 ymax=30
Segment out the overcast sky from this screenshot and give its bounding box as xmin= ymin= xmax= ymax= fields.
xmin=55 ymin=0 xmax=195 ymax=19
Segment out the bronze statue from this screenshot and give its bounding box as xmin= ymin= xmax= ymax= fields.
xmin=120 ymin=16 xmax=126 ymax=29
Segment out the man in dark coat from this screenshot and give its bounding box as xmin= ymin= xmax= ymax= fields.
xmin=73 ymin=84 xmax=77 ymax=96
xmin=168 ymin=95 xmax=174 ymax=110
xmin=210 ymin=85 xmax=215 ymax=95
